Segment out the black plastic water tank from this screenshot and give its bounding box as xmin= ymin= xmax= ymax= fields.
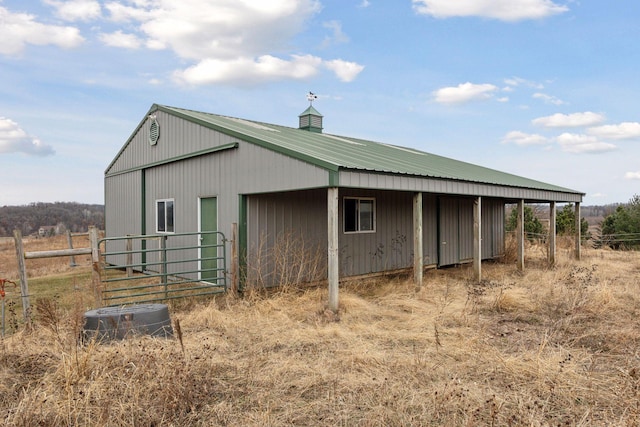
xmin=83 ymin=304 xmax=173 ymax=342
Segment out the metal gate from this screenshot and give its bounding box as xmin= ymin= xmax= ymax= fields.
xmin=98 ymin=231 xmax=227 ymax=306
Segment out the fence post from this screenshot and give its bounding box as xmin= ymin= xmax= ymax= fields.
xmin=12 ymin=230 xmax=31 ymax=326
xmin=89 ymin=227 xmax=102 ymax=306
xmin=66 ymin=230 xmax=77 ymax=267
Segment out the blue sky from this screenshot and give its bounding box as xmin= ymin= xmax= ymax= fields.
xmin=1 ymin=0 xmax=639 ymax=206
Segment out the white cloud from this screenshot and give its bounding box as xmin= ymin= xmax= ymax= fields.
xmin=174 ymin=54 xmax=322 ymax=85
xmin=412 ymin=0 xmax=568 ymax=21
xmin=101 ymin=0 xmax=362 ymax=85
xmin=322 ymin=20 xmax=349 ymax=47
xmin=625 ymin=172 xmax=640 ymax=180
xmin=104 ymin=1 xmax=150 ymax=22
xmin=105 ymin=0 xmax=320 ymax=60
xmin=587 ymin=122 xmax=640 ymax=140
xmin=532 ymin=92 xmax=565 ymax=105
xmin=0 ymin=6 xmax=84 ymax=55
xmin=99 ymin=30 xmax=142 ymax=49
xmin=43 ymin=0 xmax=101 ymax=22
xmin=0 ymin=117 xmax=55 ymax=156
xmin=504 ymin=77 xmax=544 ymax=89
xmin=556 ymin=133 xmax=616 ymax=154
xmin=359 ymin=0 xmax=371 ymax=7
xmin=501 ymin=131 xmax=549 ymax=146
xmin=324 ymin=59 xmax=365 ymax=82
xmin=433 ymin=82 xmax=498 ymax=105
xmin=532 ymin=112 xmax=606 ymax=128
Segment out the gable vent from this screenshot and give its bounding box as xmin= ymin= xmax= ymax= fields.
xmin=149 ymin=118 xmax=160 ymax=145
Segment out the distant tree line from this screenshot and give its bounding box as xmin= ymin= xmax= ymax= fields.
xmin=598 ymin=194 xmax=640 ymax=249
xmin=505 ymin=198 xmax=640 ymax=250
xmin=0 ymin=202 xmax=104 ymax=237
xmin=506 ymin=203 xmax=590 ymax=242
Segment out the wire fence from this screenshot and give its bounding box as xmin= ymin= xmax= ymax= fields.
xmin=593 ymin=232 xmax=640 ymax=249
xmin=510 ymin=230 xmax=640 ymax=249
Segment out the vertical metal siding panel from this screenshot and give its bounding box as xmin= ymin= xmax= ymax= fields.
xmin=479 ymin=198 xmax=506 ymax=258
xmin=105 ymin=171 xmax=142 ymax=266
xmin=247 ymin=196 xmax=274 ymax=285
xmin=246 ymin=189 xmax=327 ymax=286
xmin=459 ymin=198 xmax=474 ymax=260
xmin=105 ymin=171 xmax=141 ymax=237
xmin=385 ymin=191 xmax=412 ymax=271
xmin=493 ymin=199 xmax=503 ymax=257
xmin=339 ymin=189 xmax=413 ymax=276
xmin=494 ymin=201 xmax=505 ymax=256
xmin=481 ymin=198 xmax=494 ymax=258
xmin=422 ymin=194 xmax=438 ymax=266
xmin=439 ymin=197 xmax=459 ymax=266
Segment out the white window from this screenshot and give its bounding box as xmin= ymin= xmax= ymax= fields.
xmin=156 ymin=199 xmax=175 ymax=233
xmin=344 ymin=197 xmax=375 ymax=233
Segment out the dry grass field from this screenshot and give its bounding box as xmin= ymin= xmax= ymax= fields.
xmin=1 ymin=235 xmax=640 ymax=425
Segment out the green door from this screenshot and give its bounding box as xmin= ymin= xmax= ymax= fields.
xmin=200 ymin=197 xmax=218 ymax=283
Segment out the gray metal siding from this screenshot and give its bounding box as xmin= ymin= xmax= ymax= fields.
xmin=246 ymin=189 xmax=327 ymax=287
xmin=104 ymin=170 xmax=143 ymax=266
xmin=482 ymin=198 xmax=505 ymax=258
xmin=339 ymin=171 xmax=583 ymax=203
xmin=422 ymin=194 xmax=438 ymax=266
xmin=246 ymin=188 xmax=416 ymax=284
xmin=339 ymin=189 xmax=414 ymax=276
xmin=105 ymin=116 xmax=331 ymax=276
xmin=105 ymin=170 xmax=142 ymax=237
xmin=439 ymin=197 xmax=459 ymax=266
xmin=438 ymin=196 xmax=474 ymax=266
xmin=458 ymin=198 xmax=474 ymax=261
xmin=108 ymin=111 xmax=228 ymax=174
xmin=107 ymin=110 xmax=330 ymax=194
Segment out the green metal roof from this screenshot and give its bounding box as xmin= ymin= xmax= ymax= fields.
xmin=151 ymin=104 xmax=583 ymax=196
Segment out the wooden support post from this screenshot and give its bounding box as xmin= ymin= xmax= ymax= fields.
xmin=574 ymin=202 xmax=581 ymax=260
xmin=413 ymin=192 xmax=423 ymax=288
xmin=66 ymin=230 xmax=77 ymax=267
xmin=549 ymin=201 xmax=556 ymax=267
xmin=89 ymin=227 xmax=102 ymax=307
xmin=12 ymin=230 xmax=31 ymax=325
xmin=473 ymin=196 xmax=482 ymax=282
xmin=517 ymin=200 xmax=525 ymax=271
xmin=327 ymin=187 xmax=339 ymax=313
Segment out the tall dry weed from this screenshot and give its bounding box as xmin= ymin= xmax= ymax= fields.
xmin=244 ymin=230 xmax=325 ymax=293
xmin=1 ymin=240 xmax=640 ymax=425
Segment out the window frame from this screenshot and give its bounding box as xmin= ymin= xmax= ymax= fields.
xmin=156 ymin=198 xmax=175 ymax=234
xmin=343 ymin=196 xmax=376 ymax=234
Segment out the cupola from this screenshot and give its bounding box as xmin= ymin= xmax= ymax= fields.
xmin=298 ymin=92 xmax=323 ymax=133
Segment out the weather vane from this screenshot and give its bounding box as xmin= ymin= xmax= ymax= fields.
xmin=306 ymin=91 xmax=318 ymax=105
